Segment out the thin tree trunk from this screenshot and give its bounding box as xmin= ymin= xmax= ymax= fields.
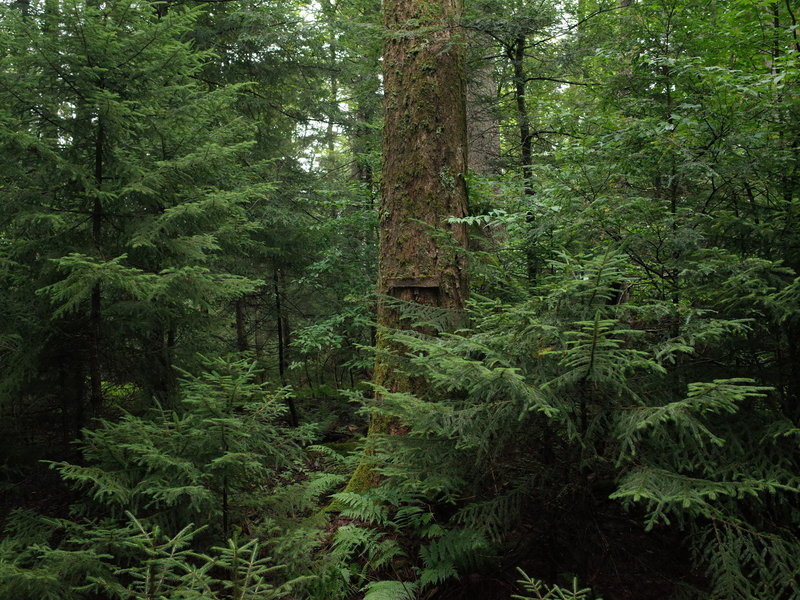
xmin=347 ymin=0 xmax=381 ymax=194
xmin=274 ymin=269 xmax=298 ymax=426
xmin=466 ymin=32 xmax=506 ymax=253
xmin=157 ymin=326 xmax=178 ymax=406
xmin=254 ymin=294 xmax=267 ymax=384
xmin=72 ymin=358 xmax=86 ymax=438
xmin=89 ymin=118 xmax=104 ymax=411
xmin=235 ymin=299 xmax=248 ymax=353
xmin=509 ymin=36 xmax=541 ymax=282
xmin=350 ymin=101 xmax=377 ymax=187
xmin=511 ymin=36 xmax=533 ymax=195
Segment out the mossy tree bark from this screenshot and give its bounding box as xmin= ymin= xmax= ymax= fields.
xmin=344 ymin=0 xmax=469 ymax=493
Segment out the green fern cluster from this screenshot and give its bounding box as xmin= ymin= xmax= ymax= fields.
xmin=290 ymin=481 xmax=491 ymax=599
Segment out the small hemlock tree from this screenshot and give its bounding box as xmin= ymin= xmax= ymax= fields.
xmin=51 ymin=357 xmax=312 ymax=537
xmin=0 ymin=357 xmax=311 ymax=599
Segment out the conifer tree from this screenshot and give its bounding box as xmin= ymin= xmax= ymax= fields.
xmin=0 ymin=0 xmax=260 ymax=421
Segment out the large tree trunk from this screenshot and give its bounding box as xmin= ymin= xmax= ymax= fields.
xmin=345 ymin=0 xmax=469 ymax=493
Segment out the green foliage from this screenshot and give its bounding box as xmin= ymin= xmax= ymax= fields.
xmin=0 ymin=0 xmax=267 ymax=410
xmin=0 ymin=511 xmax=304 ymax=600
xmin=0 ymin=356 xmax=312 ymax=599
xmin=697 ymin=522 xmax=800 ymax=600
xmin=362 ymin=580 xmax=419 ymax=600
xmin=512 ymin=569 xmax=599 ymax=600
xmin=49 ymin=357 xmax=311 ymax=535
xmin=0 ymin=527 xmax=113 ymax=600
xmin=615 ymin=379 xmax=771 ymax=458
xmin=93 ymin=516 xmax=216 ymax=600
xmin=2 ymin=0 xmax=800 ymax=599
xmin=340 ymin=235 xmax=800 ymax=597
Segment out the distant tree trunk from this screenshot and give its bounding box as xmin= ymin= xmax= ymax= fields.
xmin=466 ymin=32 xmax=506 ymax=254
xmin=253 ymin=298 xmax=267 ymax=384
xmin=146 ymin=326 xmax=177 ymax=406
xmin=321 ymin=0 xmax=339 ymax=163
xmin=89 ymin=116 xmax=104 ymax=411
xmin=72 ymin=359 xmax=86 ymax=438
xmin=467 ymin=36 xmax=500 ymax=176
xmin=511 ymin=36 xmax=533 ymax=196
xmin=235 ymin=299 xmax=248 ymax=352
xmin=344 ymin=0 xmax=469 ymax=493
xmin=350 ymin=99 xmax=378 ymax=188
xmin=508 ymin=35 xmax=541 ymax=282
xmin=273 ymin=268 xmax=298 ymax=426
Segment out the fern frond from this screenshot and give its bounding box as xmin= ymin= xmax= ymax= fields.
xmin=362 ymin=580 xmax=418 ymax=600
xmin=330 ymin=492 xmax=390 ymax=525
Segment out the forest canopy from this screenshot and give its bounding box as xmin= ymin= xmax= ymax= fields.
xmin=1 ymin=0 xmax=799 ymax=599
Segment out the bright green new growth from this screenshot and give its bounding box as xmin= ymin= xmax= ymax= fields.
xmin=512 ymin=569 xmax=599 ymax=600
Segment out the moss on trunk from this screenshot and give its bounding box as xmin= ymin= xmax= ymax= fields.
xmin=342 ymin=0 xmax=470 ymax=495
